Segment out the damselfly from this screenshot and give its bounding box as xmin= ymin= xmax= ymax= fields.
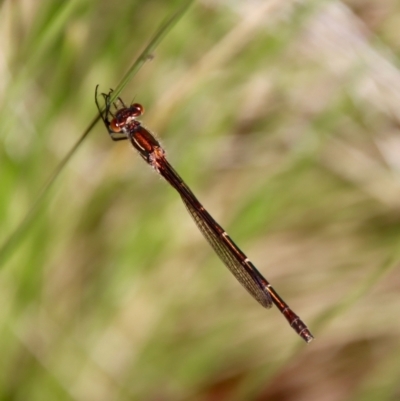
xmin=95 ymin=86 xmax=313 ymax=343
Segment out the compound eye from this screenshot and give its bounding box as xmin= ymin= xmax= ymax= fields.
xmin=110 ymin=119 xmax=122 ymax=133
xmin=131 ymin=103 xmax=144 ymax=117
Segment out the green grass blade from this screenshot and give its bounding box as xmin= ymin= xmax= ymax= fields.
xmin=0 ymin=0 xmax=194 ymax=268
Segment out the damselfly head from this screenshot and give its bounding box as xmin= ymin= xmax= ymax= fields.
xmin=109 ymin=104 xmax=144 ymax=133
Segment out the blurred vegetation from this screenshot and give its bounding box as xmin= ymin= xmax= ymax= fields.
xmin=1 ymin=0 xmax=400 ymax=400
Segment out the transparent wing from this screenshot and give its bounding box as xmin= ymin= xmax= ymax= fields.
xmin=181 ymin=196 xmax=273 ymax=309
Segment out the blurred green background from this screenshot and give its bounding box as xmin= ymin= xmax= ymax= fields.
xmin=1 ymin=0 xmax=400 ymax=400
